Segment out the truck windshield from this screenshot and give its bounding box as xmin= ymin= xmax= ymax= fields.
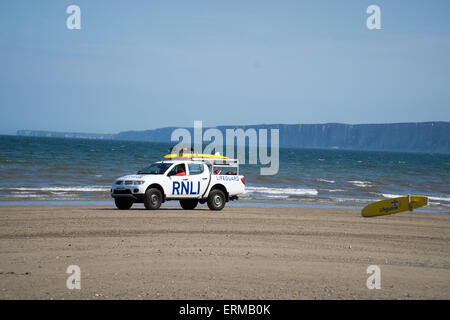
xmin=138 ymin=163 xmax=172 ymax=175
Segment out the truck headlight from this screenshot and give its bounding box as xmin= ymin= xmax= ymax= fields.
xmin=133 ymin=181 xmax=144 ymax=185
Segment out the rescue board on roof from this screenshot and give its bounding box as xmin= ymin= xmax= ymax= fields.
xmin=164 ymin=153 xmax=228 ymax=159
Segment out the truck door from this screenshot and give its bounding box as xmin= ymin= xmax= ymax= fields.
xmin=167 ymin=163 xmax=190 ymax=198
xmin=186 ymin=163 xmax=210 ymax=198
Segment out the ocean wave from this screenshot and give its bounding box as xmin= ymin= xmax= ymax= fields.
xmin=4 ymin=194 xmax=81 ymax=200
xmin=245 ymin=186 xmax=318 ymax=196
xmin=264 ymin=195 xmax=290 ymax=199
xmin=382 ymin=193 xmax=403 ymax=198
xmin=333 ymin=197 xmax=375 ymax=203
xmin=382 ymin=193 xmax=450 ymax=203
xmin=428 ymin=196 xmax=450 ymax=202
xmin=1 ymin=186 xmax=110 ymax=192
xmin=348 ymin=180 xmax=372 ymax=188
xmin=324 ymin=189 xmax=345 ymax=193
xmin=316 ymin=178 xmax=335 ymax=184
xmin=7 ymin=194 xmax=47 ymax=198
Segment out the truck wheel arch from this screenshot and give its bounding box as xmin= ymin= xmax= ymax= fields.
xmin=209 ymin=184 xmax=229 ymax=202
xmin=146 ymin=184 xmax=166 ymax=202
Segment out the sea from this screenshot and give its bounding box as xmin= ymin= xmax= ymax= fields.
xmin=0 ymin=135 xmax=449 ymax=213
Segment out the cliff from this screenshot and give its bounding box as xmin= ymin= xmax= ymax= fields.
xmin=17 ymin=122 xmax=450 ymax=153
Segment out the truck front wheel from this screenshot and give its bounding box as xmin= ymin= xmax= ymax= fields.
xmin=207 ymin=189 xmax=226 ymax=211
xmin=144 ymin=188 xmax=162 ymax=210
xmin=179 ymin=199 xmax=198 ymax=210
xmin=115 ymin=198 xmax=133 ymax=210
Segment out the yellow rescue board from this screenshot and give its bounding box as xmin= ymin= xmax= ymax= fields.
xmin=164 ymin=153 xmax=228 ymax=159
xmin=361 ymin=196 xmax=428 ymax=217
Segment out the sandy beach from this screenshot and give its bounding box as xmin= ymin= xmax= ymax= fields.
xmin=0 ymin=205 xmax=449 ymax=300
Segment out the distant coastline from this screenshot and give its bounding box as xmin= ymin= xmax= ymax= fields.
xmin=15 ymin=130 xmax=115 ymax=140
xmin=16 ymin=121 xmax=450 ymax=154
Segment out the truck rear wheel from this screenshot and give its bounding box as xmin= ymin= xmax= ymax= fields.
xmin=179 ymin=199 xmax=198 ymax=210
xmin=144 ymin=188 xmax=162 ymax=210
xmin=115 ymin=198 xmax=133 ymax=210
xmin=207 ymin=189 xmax=226 ymax=211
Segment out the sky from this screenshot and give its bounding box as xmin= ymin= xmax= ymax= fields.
xmin=0 ymin=0 xmax=449 ymax=134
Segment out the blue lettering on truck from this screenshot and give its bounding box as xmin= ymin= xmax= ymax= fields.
xmin=172 ymin=181 xmax=201 ymax=195
xmin=216 ymin=176 xmax=239 ymax=181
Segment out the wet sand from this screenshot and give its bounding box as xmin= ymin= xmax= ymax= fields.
xmin=0 ymin=205 xmax=449 ymax=299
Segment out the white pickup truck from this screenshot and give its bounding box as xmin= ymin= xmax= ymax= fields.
xmin=110 ymin=157 xmax=245 ymax=210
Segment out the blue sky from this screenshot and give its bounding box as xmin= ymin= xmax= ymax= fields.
xmin=1 ymin=0 xmax=449 ymax=134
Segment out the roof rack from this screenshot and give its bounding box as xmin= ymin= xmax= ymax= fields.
xmin=166 ymin=156 xmax=238 ymax=165
xmin=190 ymin=157 xmax=239 ymax=166
xmin=163 ymin=157 xmax=239 ymax=174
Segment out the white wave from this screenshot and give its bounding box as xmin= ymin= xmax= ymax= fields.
xmin=317 ymin=178 xmax=335 ymax=184
xmin=382 ymin=194 xmax=450 ymax=202
xmin=3 ymin=194 xmax=82 ymax=200
xmin=265 ymin=195 xmax=290 ymax=199
xmin=2 ymin=186 xmax=110 ymax=192
xmin=428 ymin=196 xmax=450 ymax=202
xmin=245 ymin=186 xmax=318 ymax=196
xmin=325 ymin=189 xmax=345 ymax=193
xmin=382 ymin=193 xmax=403 ymax=198
xmin=7 ymin=194 xmax=46 ymax=198
xmin=348 ymin=180 xmax=372 ymax=188
xmin=333 ymin=197 xmax=375 ymax=203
